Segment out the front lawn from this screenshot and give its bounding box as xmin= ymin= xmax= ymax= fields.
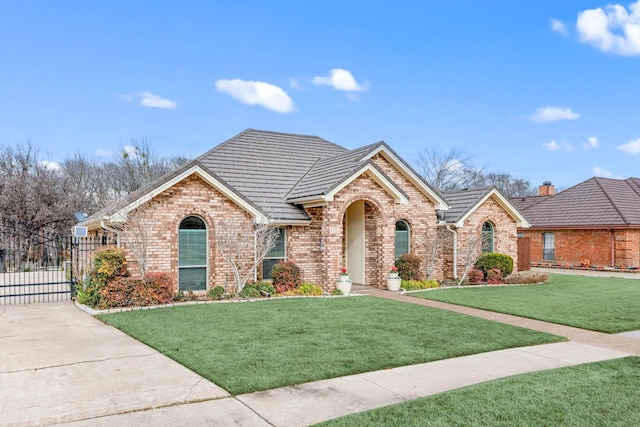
xmin=318 ymin=356 xmax=640 ymax=427
xmin=98 ymin=297 xmax=562 ymax=394
xmin=412 ymin=274 xmax=640 ymax=333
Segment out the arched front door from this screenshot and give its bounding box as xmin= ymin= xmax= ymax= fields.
xmin=345 ymin=201 xmax=365 ymax=284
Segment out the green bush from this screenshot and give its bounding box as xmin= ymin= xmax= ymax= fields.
xmin=475 ymin=253 xmax=513 ymax=277
xmin=401 ymin=279 xmax=440 ymax=291
xmin=77 ymin=246 xmax=131 ymax=307
xmin=331 ymin=289 xmax=344 ymax=296
xmin=272 ymin=260 xmax=302 ymax=293
xmin=239 ymin=281 xmax=275 ymax=298
xmin=395 ymin=253 xmax=424 ymax=281
xmin=208 ymin=285 xmax=225 ymax=300
xmin=296 ymin=283 xmax=324 ymax=296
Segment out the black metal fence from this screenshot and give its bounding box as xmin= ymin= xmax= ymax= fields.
xmin=0 ymin=220 xmax=115 ymax=305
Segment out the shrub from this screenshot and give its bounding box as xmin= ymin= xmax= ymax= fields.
xmin=395 ymin=253 xmax=424 ymax=281
xmin=239 ymin=281 xmax=276 ymax=298
xmin=239 ymin=283 xmax=261 ymax=298
xmin=92 ymin=247 xmax=129 ymax=285
xmin=98 ymin=272 xmax=175 ymax=308
xmin=486 ymin=268 xmax=504 ymax=284
xmin=505 ymin=271 xmax=549 ymax=284
xmin=296 ymin=283 xmax=324 ymax=296
xmin=401 ymin=279 xmax=440 ymax=291
xmin=174 ymin=290 xmax=186 ymax=301
xmin=208 ymin=286 xmax=225 ymax=300
xmin=331 ymin=289 xmax=344 ymax=296
xmin=475 ymin=253 xmax=513 ymax=277
xmin=271 ymin=260 xmax=302 ymax=293
xmin=466 ymin=268 xmax=484 ymax=285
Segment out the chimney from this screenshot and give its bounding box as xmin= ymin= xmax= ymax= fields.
xmin=538 ymin=181 xmax=555 ymax=196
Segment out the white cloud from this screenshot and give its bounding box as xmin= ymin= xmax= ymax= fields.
xmin=542 ymin=139 xmax=574 ymax=151
xmin=529 ymin=106 xmax=580 ymax=123
xmin=39 ymin=160 xmax=60 ymax=170
xmin=215 ymin=79 xmax=295 ymax=113
xmin=617 ymin=137 xmax=640 ymax=154
xmin=576 ymin=1 xmax=640 ymax=56
xmin=96 ymin=148 xmax=113 ymax=158
xmin=312 ymin=68 xmax=369 ymax=92
xmin=123 ymin=145 xmax=138 ymax=159
xmin=550 ymin=18 xmax=569 ymax=36
xmin=592 ymin=166 xmax=614 ymax=177
xmin=542 ymin=140 xmax=561 ymax=151
xmin=289 ymin=77 xmax=303 ymax=90
xmin=139 ymin=92 xmax=178 ymax=109
xmin=583 ymin=136 xmax=599 ymax=150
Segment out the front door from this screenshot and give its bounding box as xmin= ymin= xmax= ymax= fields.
xmin=345 ymin=201 xmax=365 ymax=285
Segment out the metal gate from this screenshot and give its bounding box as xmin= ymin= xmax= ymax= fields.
xmin=0 ymin=220 xmax=76 ymax=305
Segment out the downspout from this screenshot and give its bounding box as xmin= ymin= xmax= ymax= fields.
xmin=100 ymin=220 xmax=121 ymax=247
xmin=444 ymin=225 xmax=458 ymax=280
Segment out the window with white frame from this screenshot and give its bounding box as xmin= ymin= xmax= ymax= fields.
xmin=178 ymin=216 xmax=207 ymax=291
xmin=262 ymin=227 xmax=285 ymax=280
xmin=395 ymin=220 xmax=410 ymax=259
xmin=482 ymin=222 xmax=494 ymax=253
xmin=543 ymin=232 xmax=555 ymax=260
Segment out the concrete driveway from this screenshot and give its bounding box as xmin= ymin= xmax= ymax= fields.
xmin=0 ymin=302 xmax=266 ymax=426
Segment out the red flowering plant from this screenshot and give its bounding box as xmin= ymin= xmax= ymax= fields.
xmin=390 ymin=266 xmax=398 ymax=273
xmin=340 ymin=267 xmax=348 ymax=276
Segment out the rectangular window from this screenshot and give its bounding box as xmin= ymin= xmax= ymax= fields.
xmin=262 ymin=228 xmax=285 ymax=280
xmin=543 ymin=232 xmax=555 ymax=260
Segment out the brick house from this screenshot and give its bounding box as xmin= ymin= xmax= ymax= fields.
xmin=512 ymin=177 xmax=640 ymax=268
xmin=79 ymin=129 xmax=528 ymax=292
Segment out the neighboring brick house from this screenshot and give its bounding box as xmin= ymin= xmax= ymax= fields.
xmin=79 ymin=129 xmax=528 ymax=292
xmin=512 ymin=177 xmax=640 ymax=268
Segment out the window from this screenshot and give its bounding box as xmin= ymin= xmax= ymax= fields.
xmin=178 ymin=216 xmax=207 ymax=291
xmin=543 ymin=232 xmax=555 ymax=260
xmin=395 ymin=220 xmax=410 ymax=259
xmin=482 ymin=222 xmax=494 ymax=253
xmin=262 ymin=228 xmax=285 ymax=280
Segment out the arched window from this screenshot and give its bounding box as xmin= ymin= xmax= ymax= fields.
xmin=178 ymin=216 xmax=207 ymax=291
xmin=395 ymin=220 xmax=410 ymax=259
xmin=482 ymin=222 xmax=494 ymax=253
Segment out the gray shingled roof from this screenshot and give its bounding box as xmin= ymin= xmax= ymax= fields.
xmin=81 ymin=129 xmax=449 ymax=226
xmin=194 ymin=129 xmax=348 ymax=221
xmin=439 ymin=187 xmax=494 ymax=223
xmin=513 ymin=177 xmax=640 ymax=228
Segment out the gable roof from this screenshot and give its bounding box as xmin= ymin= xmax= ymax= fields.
xmin=81 ymin=129 xmax=449 ymax=228
xmin=512 ymin=177 xmax=640 ymax=228
xmin=441 ymin=187 xmax=529 ymax=228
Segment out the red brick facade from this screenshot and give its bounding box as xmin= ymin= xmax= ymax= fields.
xmin=520 ymin=228 xmax=640 ymax=268
xmin=90 ymin=158 xmax=521 ymax=292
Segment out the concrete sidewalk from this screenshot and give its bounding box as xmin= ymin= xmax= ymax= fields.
xmin=2 ymin=297 xmax=636 ymax=426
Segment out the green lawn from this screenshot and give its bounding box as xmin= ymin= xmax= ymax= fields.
xmin=98 ymin=297 xmax=562 ymax=394
xmin=318 ymin=356 xmax=640 ymax=427
xmin=412 ymin=274 xmax=640 ymax=333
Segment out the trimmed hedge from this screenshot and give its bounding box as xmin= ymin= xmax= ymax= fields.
xmin=475 ymin=253 xmax=513 ymax=277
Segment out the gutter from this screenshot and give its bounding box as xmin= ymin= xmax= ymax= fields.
xmin=100 ymin=220 xmax=121 ymax=247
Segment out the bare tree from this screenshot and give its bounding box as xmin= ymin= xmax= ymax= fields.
xmin=456 ymin=229 xmax=484 ymax=286
xmin=415 ymin=146 xmax=536 ymax=197
xmin=216 ymin=221 xmax=280 ymax=294
xmin=420 ymin=227 xmax=448 ymax=279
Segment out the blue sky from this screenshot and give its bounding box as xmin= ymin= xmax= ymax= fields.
xmin=1 ymin=1 xmax=639 ymax=189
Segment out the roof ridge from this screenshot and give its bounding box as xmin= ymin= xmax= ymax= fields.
xmin=284 ymin=158 xmax=322 ymax=199
xmin=625 ymin=177 xmax=640 ymax=198
xmin=594 ymin=177 xmax=629 ymax=225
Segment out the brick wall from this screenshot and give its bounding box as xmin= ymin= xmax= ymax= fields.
xmin=441 ymin=196 xmax=519 ymax=280
xmin=520 ymin=228 xmax=640 ymax=268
